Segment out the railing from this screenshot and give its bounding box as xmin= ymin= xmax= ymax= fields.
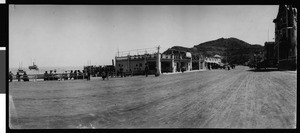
xmin=116 ymin=47 xmax=158 ymax=57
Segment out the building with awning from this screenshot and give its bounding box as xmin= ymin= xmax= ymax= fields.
xmin=114 ymin=46 xmax=208 ymax=76
xmin=204 ymin=55 xmax=222 ymax=69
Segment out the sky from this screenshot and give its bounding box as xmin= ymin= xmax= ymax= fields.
xmin=9 ymin=5 xmax=279 ymax=68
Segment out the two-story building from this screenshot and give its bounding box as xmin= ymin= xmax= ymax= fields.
xmin=273 ymin=5 xmax=297 ymax=70
xmin=114 ymin=47 xmax=209 ymax=76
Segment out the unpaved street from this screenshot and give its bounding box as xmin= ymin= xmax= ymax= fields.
xmin=9 ymin=66 xmax=296 ymax=128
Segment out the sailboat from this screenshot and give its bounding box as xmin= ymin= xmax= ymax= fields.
xmin=18 ymin=62 xmax=25 ymax=73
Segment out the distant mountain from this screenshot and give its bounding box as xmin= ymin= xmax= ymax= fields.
xmin=163 ymin=37 xmax=264 ymax=65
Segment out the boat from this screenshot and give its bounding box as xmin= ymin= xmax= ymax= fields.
xmin=17 ymin=69 xmax=25 ymax=73
xmin=18 ymin=62 xmax=26 ymax=73
xmin=29 ymin=62 xmax=39 ymax=70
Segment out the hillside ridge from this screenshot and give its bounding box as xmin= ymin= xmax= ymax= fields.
xmin=163 ymin=37 xmax=264 ymax=65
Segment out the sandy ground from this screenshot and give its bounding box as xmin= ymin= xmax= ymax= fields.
xmin=9 ymin=66 xmax=296 ymax=129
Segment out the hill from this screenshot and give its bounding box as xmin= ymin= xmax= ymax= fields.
xmin=163 ymin=37 xmax=264 ymax=65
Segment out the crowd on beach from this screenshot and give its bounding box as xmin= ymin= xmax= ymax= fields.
xmin=43 ymin=70 xmax=90 ymax=81
xmin=9 ymin=71 xmax=29 ymax=82
xmin=8 ymin=67 xmax=111 ymax=82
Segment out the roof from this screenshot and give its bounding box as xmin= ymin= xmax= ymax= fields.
xmin=214 ymin=55 xmax=221 ymax=58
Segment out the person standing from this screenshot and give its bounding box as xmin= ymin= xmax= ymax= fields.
xmin=120 ymin=66 xmax=123 ymax=78
xmin=145 ymin=63 xmax=149 ymax=77
xmin=87 ymin=67 xmax=91 ymax=80
xmin=101 ymin=70 xmax=106 ymax=80
xmin=101 ymin=67 xmax=108 ymax=80
xmin=9 ymin=71 xmax=13 ymax=82
xmin=16 ymin=72 xmax=20 ymax=82
xmin=63 ymin=71 xmax=68 ymax=80
xmin=74 ymin=70 xmax=78 ymax=80
xmin=23 ymin=72 xmax=29 ymax=82
xmin=69 ymin=70 xmax=73 ymax=80
xmin=49 ymin=70 xmax=53 ymax=80
xmin=44 ymin=71 xmax=48 ymax=81
xmin=53 ymin=70 xmax=59 ymax=80
xmin=105 ymin=67 xmax=109 ymax=80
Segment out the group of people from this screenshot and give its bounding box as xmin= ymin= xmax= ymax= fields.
xmin=43 ymin=70 xmax=60 ymax=81
xmin=9 ymin=71 xmax=29 ymax=82
xmin=224 ymin=64 xmax=235 ymax=70
xmin=8 ymin=67 xmax=111 ymax=82
xmin=101 ymin=69 xmax=109 ymax=80
xmin=206 ymin=63 xmax=236 ymax=70
xmin=43 ymin=69 xmax=91 ymax=81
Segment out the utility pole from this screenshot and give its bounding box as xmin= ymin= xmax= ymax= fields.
xmin=156 ymin=45 xmax=161 ymax=76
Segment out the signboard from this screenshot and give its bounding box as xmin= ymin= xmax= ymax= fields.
xmin=116 ymin=56 xmax=128 ymax=60
xmin=186 ymin=52 xmax=191 ymax=58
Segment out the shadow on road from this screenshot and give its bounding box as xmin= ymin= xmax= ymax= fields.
xmin=247 ymin=68 xmax=286 ymax=72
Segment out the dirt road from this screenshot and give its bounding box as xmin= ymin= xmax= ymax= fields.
xmin=9 ymin=66 xmax=296 ymax=128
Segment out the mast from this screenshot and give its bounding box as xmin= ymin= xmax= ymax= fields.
xmin=268 ymin=29 xmax=269 ymax=42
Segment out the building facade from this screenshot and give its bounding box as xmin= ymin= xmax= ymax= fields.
xmin=115 ymin=47 xmax=225 ymax=76
xmin=273 ymin=5 xmax=297 ymax=70
xmin=115 ymin=48 xmax=212 ymax=76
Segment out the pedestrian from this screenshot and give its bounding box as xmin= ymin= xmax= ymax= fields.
xmin=129 ymin=69 xmax=133 ymax=76
xmin=101 ymin=68 xmax=108 ymax=80
xmin=9 ymin=71 xmax=13 ymax=82
xmin=70 ymin=70 xmax=74 ymax=80
xmin=78 ymin=70 xmax=81 ymax=79
xmin=63 ymin=71 xmax=68 ymax=80
xmin=87 ymin=67 xmax=91 ymax=80
xmin=53 ymin=70 xmax=59 ymax=80
xmin=44 ymin=71 xmax=48 ymax=81
xmin=23 ymin=72 xmax=29 ymax=82
xmin=145 ymin=63 xmax=149 ymax=77
xmin=83 ymin=69 xmax=87 ymax=80
xmin=120 ymin=67 xmax=123 ymax=78
xmin=16 ymin=72 xmax=21 ymax=82
xmin=74 ymin=70 xmax=78 ymax=80
xmin=105 ymin=68 xmax=109 ymax=80
xmin=49 ymin=70 xmax=53 ymax=80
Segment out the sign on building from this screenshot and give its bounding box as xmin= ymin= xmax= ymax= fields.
xmin=186 ymin=52 xmax=191 ymax=58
